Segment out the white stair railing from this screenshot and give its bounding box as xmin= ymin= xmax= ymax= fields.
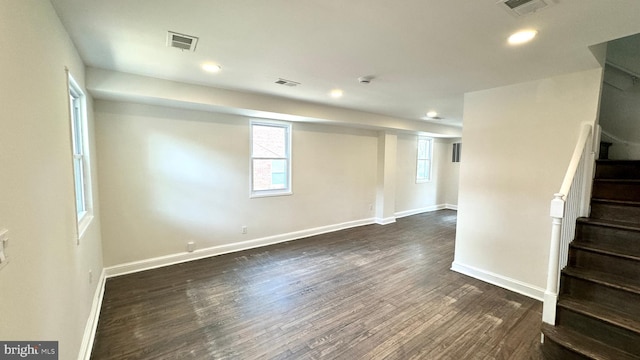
xmin=542 ymin=123 xmax=598 ymax=325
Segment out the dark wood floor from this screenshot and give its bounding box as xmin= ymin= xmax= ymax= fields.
xmin=92 ymin=210 xmax=544 ymax=359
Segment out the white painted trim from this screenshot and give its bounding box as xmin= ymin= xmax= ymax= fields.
xmin=105 ymin=218 xmax=376 ymax=278
xmin=77 ymin=268 xmax=106 ymax=360
xmin=374 ymin=217 xmax=396 ymax=225
xmin=450 ymin=261 xmax=545 ymax=301
xmin=395 ymin=204 xmax=446 ymax=219
xmin=445 ymin=204 xmax=458 ymax=211
xmin=543 ymin=291 xmax=558 ymax=325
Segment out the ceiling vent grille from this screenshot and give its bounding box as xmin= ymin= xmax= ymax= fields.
xmin=275 ymin=78 xmax=300 ymax=87
xmin=167 ymin=31 xmax=198 ymax=51
xmin=497 ymin=0 xmax=554 ymax=16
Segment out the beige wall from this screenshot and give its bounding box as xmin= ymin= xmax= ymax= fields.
xmin=442 ymin=139 xmax=461 ymax=207
xmin=454 ymin=68 xmax=603 ymax=297
xmin=96 ymin=101 xmax=459 ymax=267
xmin=0 ymin=1 xmax=103 ymax=359
xmin=599 ymin=83 xmax=640 ymax=159
xmin=95 ymin=101 xmax=383 ymax=266
xmin=395 ymin=136 xmax=459 ymax=214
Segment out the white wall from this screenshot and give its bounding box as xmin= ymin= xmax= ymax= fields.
xmin=453 ymin=68 xmax=603 ymax=299
xmin=0 ymin=2 xmax=103 ymax=359
xmin=395 ymin=136 xmax=458 ymax=215
xmin=442 ymin=139 xmax=461 ymax=207
xmin=599 ymin=83 xmax=640 ymax=159
xmin=95 ymin=101 xmax=382 ymax=266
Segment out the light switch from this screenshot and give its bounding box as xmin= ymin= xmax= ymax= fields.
xmin=0 ymin=229 xmax=8 ymax=270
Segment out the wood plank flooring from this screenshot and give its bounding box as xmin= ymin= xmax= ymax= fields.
xmin=91 ymin=210 xmax=544 ymax=359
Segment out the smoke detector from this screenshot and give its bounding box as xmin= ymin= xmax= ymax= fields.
xmin=497 ymin=0 xmax=556 ymax=17
xmin=167 ymin=31 xmax=198 ymax=51
xmin=358 ymin=76 xmax=374 ymax=84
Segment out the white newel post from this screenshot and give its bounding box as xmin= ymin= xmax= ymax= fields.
xmin=543 ymin=193 xmax=566 ymax=325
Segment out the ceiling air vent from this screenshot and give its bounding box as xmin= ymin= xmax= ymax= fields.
xmin=497 ymin=0 xmax=555 ymax=16
xmin=275 ymin=78 xmax=300 ymax=87
xmin=167 ymin=31 xmax=198 ymax=51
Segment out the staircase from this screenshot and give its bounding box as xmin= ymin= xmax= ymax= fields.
xmin=542 ymin=160 xmax=640 ymax=359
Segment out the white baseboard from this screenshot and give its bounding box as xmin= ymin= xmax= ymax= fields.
xmin=450 ymin=261 xmax=545 ymax=301
xmin=395 ymin=204 xmax=446 ymax=219
xmin=393 ymin=203 xmax=458 ymax=217
xmin=77 ymin=268 xmax=106 ymax=360
xmin=375 ymin=216 xmax=397 ymax=225
xmin=105 ymin=218 xmax=376 ymax=278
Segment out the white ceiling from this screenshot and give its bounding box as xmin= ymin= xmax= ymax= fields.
xmin=50 ymin=0 xmax=640 ymax=128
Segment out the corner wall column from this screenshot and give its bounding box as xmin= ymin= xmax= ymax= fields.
xmin=375 ymin=131 xmax=397 ymax=224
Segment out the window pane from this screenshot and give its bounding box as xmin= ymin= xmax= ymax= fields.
xmin=417 ymin=139 xmax=427 ymax=159
xmin=72 ymin=100 xmax=83 ymax=155
xmin=253 ymin=159 xmax=287 ymax=191
xmin=417 ymin=160 xmax=427 ymax=180
xmin=74 ymin=157 xmax=85 ymax=213
xmin=423 ymin=162 xmax=430 ymax=180
xmin=271 ymin=159 xmax=286 ymax=187
xmin=252 ymin=125 xmax=286 ymax=158
xmin=69 ymin=75 xmax=91 ymax=219
xmin=425 ymin=139 xmax=431 ymax=159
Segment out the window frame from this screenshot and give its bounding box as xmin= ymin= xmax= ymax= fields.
xmin=68 ymin=73 xmax=93 ymax=239
xmin=416 ymin=136 xmax=433 ymax=183
xmin=250 ymin=119 xmax=292 ymax=198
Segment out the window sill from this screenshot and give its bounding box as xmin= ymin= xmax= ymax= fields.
xmin=78 ymin=212 xmax=94 ymax=241
xmin=250 ymin=190 xmax=293 ymax=199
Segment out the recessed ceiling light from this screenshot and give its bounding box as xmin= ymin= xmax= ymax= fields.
xmin=330 ymin=89 xmax=343 ymax=98
xmin=426 ymin=111 xmax=438 ymax=118
xmin=508 ymin=30 xmax=538 ymax=45
xmin=202 ymin=63 xmax=222 ymax=73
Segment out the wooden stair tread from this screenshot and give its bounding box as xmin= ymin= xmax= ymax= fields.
xmin=541 ymin=323 xmax=639 ymax=360
xmin=593 ymin=179 xmax=640 ymax=183
xmin=577 ymin=217 xmax=640 ymax=232
xmin=558 ymin=297 xmax=640 ymax=334
xmin=562 ymin=267 xmax=640 ymax=295
xmin=596 ymin=160 xmax=640 ymax=165
xmin=591 ymin=198 xmax=640 ymax=207
xmin=570 ymin=242 xmax=640 ymax=262
xmin=544 ymin=160 xmax=640 ymax=359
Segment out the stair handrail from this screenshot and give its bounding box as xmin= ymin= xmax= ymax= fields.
xmin=543 ymin=122 xmax=597 ymax=325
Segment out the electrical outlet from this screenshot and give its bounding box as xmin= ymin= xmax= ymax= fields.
xmin=89 ymin=270 xmax=93 ymax=284
xmin=187 ymin=241 xmax=195 ymax=252
xmin=242 ymin=226 xmax=248 ymax=234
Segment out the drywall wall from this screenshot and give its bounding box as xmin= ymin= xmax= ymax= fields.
xmin=0 ymin=2 xmax=103 ymax=359
xmin=443 ymin=139 xmax=461 ymax=207
xmin=87 ymin=68 xmax=464 ymax=138
xmin=453 ymin=68 xmax=603 ymax=298
xmin=599 ymin=83 xmax=640 ymax=159
xmin=95 ymin=101 xmax=381 ymax=266
xmin=395 ymin=136 xmax=455 ymax=215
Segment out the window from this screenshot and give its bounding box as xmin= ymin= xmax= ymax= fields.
xmin=68 ymin=74 xmax=93 ymax=236
xmin=416 ymin=137 xmax=433 ymax=182
xmin=251 ymin=120 xmax=292 ymax=197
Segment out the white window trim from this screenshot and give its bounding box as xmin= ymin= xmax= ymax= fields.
xmin=416 ymin=136 xmax=433 ymax=183
xmin=68 ymin=71 xmax=94 ymax=241
xmin=250 ymin=119 xmax=293 ymax=198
